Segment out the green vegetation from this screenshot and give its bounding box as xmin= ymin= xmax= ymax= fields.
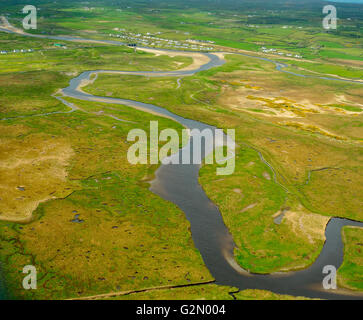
xmin=103 ymin=284 xmax=238 ymax=300
xmin=2 ymin=0 xmax=362 ymax=65
xmin=0 ymin=0 xmax=362 ymax=299
xmin=0 ymin=95 xmax=215 ymax=299
xmin=0 ymin=33 xmax=191 ymax=119
xmin=338 ymin=227 xmax=363 ymax=291
xmin=103 ymin=284 xmax=310 ymax=300
xmin=83 ymin=53 xmax=362 ymax=275
xmin=328 ymin=104 xmax=362 ymax=113
xmin=0 ymin=39 xmax=207 ymax=299
xmin=0 ymin=71 xmax=69 ymax=118
xmin=0 ymin=34 xmax=191 ymax=75
xmin=282 ymin=59 xmax=363 ymax=79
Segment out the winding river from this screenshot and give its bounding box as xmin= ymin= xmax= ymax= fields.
xmin=1 ymin=24 xmax=363 ymax=300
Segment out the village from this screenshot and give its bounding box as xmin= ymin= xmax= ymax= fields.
xmin=0 ymin=48 xmax=34 ymax=55
xmin=260 ymin=46 xmax=303 ymax=58
xmin=0 ymin=43 xmax=67 ymax=55
xmin=108 ymin=28 xmax=215 ymax=51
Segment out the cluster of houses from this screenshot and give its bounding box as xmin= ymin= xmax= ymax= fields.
xmin=0 ymin=48 xmax=34 ymax=55
xmin=261 ymin=47 xmax=302 ymax=59
xmin=245 ymin=24 xmax=303 ymax=30
xmin=1 ymin=43 xmax=67 ymax=55
xmin=108 ymin=30 xmax=215 ymax=51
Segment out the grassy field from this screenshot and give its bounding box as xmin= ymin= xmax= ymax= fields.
xmin=0 ymin=0 xmax=362 ymax=299
xmin=83 ymin=53 xmax=363 ymax=282
xmin=0 ymin=38 xmax=209 ymax=299
xmin=0 ymin=34 xmax=192 ymax=75
xmin=1 ymin=0 xmax=362 ymax=72
xmin=0 ymin=33 xmax=191 ymax=119
xmin=100 ymin=284 xmax=310 ymax=300
xmin=0 ymin=32 xmax=315 ymax=300
xmin=280 ymin=59 xmax=363 ymax=79
xmin=338 ymin=227 xmax=363 ymax=291
xmin=0 ymin=95 xmax=216 ymax=299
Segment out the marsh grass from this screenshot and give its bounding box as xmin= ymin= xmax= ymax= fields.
xmin=82 ymin=53 xmax=362 ymax=280
xmin=0 ymin=97 xmax=215 ymax=299
xmin=338 ymin=227 xmax=363 ymax=291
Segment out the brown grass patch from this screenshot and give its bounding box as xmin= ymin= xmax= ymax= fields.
xmin=0 ymin=133 xmax=74 ymax=222
xmin=283 ymin=209 xmax=330 ymax=244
